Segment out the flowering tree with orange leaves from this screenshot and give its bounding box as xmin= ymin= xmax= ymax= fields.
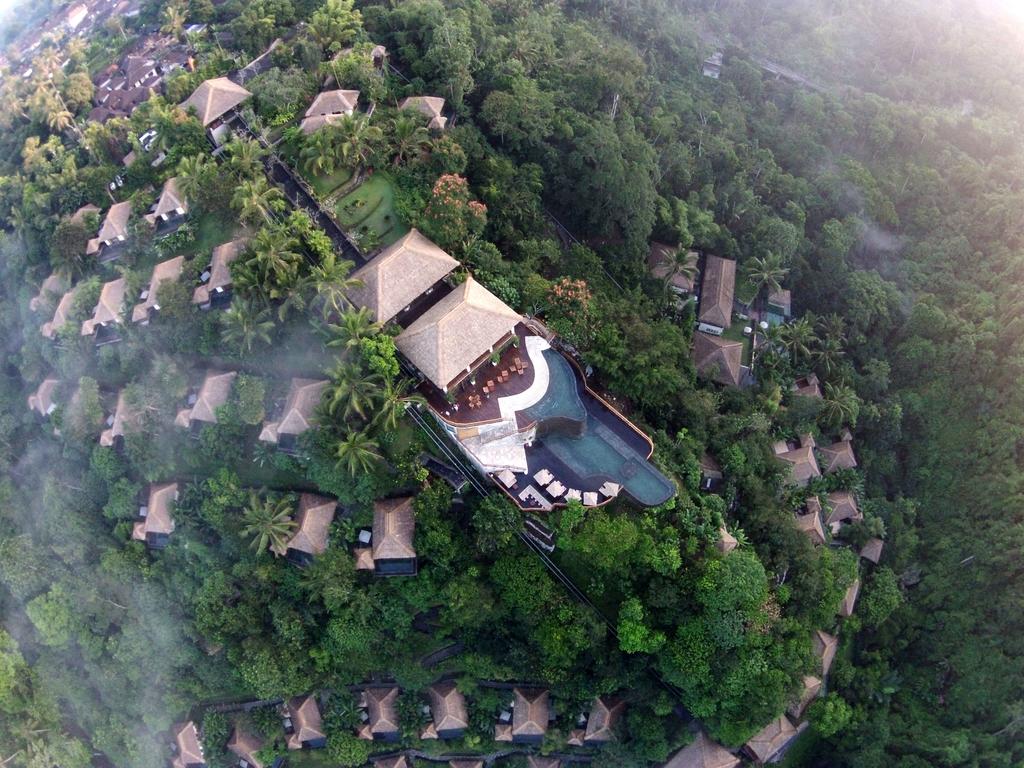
xmin=420 ymin=173 xmax=487 ymax=254
xmin=546 ymin=277 xmax=594 ymax=348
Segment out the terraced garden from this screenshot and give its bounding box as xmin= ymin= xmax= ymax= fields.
xmin=334 ymin=173 xmax=409 ymax=249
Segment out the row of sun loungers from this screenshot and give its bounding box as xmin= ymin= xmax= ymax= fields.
xmin=494 ymin=467 xmax=622 ymax=509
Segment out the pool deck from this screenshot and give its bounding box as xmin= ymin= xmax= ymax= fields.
xmin=420 ymin=326 xmax=676 ymax=510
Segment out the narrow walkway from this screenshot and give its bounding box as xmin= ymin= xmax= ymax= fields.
xmin=498 ymin=336 xmax=551 ymax=420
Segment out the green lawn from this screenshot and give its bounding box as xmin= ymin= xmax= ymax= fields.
xmin=334 ymin=174 xmax=409 ymax=248
xmin=305 ymin=166 xmax=354 ymax=198
xmin=721 ymin=322 xmax=754 ymax=366
xmin=193 ymin=214 xmax=239 ymax=256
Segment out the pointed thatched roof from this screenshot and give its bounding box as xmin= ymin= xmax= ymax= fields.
xmin=698 ymin=255 xmax=735 ymax=329
xmin=28 ymin=378 xmax=60 ymax=416
xmin=819 ymin=435 xmax=857 ymax=473
xmin=132 ymin=256 xmax=184 ymax=322
xmin=795 ymin=497 xmax=826 ymax=546
xmin=285 ymin=695 xmax=325 ymax=750
xmin=692 ymin=331 xmax=744 ymax=387
xmin=41 ymin=286 xmax=78 ymax=338
xmin=428 ymin=680 xmax=469 ymax=736
xmin=171 ymin=721 xmax=204 ymax=768
xmin=813 ymin=629 xmax=838 ymax=676
xmin=150 ymin=176 xmax=188 ymax=219
xmin=860 ymin=537 xmax=884 ymax=564
xmin=825 ymin=490 xmax=861 ymax=529
xmin=398 ymin=95 xmax=447 ymax=129
xmin=227 ymin=728 xmax=263 ymax=768
xmin=584 ymin=695 xmax=625 ymax=743
xmin=273 ymin=493 xmax=334 ymax=557
xmin=175 ymin=371 xmax=236 ymax=427
xmin=348 ymin=228 xmax=458 ymax=324
xmin=745 ymin=715 xmax=797 ymax=764
xmin=81 ymin=277 xmax=126 ymax=336
xmin=716 ymin=526 xmax=738 ymax=554
xmin=663 ymin=731 xmax=739 ymax=768
xmin=364 ymin=686 xmax=400 ymax=738
xmin=131 ymin=482 xmax=178 ymax=544
xmin=259 ymin=378 xmax=327 ymax=443
xmin=396 ymin=276 xmax=520 ymax=391
xmin=512 ymin=687 xmax=549 ymax=740
xmin=97 ymin=201 xmax=132 ymax=242
xmin=193 ymin=238 xmax=247 ymax=305
xmin=180 ymin=76 xmax=251 ymax=126
xmin=792 ymin=373 xmax=822 ymax=398
xmin=839 ymin=578 xmax=861 ymax=617
xmin=787 ymin=675 xmax=822 ymax=720
xmin=774 ymin=435 xmax=820 ymax=486
xmin=372 ymin=497 xmax=416 ymax=561
xmin=100 ymin=389 xmax=138 ymax=446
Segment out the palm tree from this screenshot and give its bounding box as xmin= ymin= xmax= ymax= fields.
xmin=746 ymin=254 xmax=788 ymax=307
xmin=336 ymin=114 xmax=383 ymax=169
xmin=47 ymin=108 xmax=74 ymax=135
xmin=325 ymin=306 xmax=381 ymax=349
xmin=781 ymin=317 xmax=815 ymax=367
xmin=312 ymin=251 xmax=361 ymax=319
xmin=390 ymin=113 xmax=429 ymax=166
xmin=222 ymin=299 xmax=275 ymax=354
xmin=250 ymin=226 xmax=302 ymax=287
xmin=232 ymin=177 xmax=284 ymax=224
xmin=241 ymin=492 xmax=296 ymax=555
xmin=301 ymin=129 xmax=338 ymax=177
xmin=225 ymin=137 xmax=267 ymax=179
xmin=161 ymin=3 xmax=186 ymax=39
xmin=323 ymin=361 xmax=382 ymax=421
xmin=818 ymin=313 xmax=846 ymax=344
xmin=819 ymin=382 xmax=860 ymax=430
xmin=334 ymin=430 xmax=382 ymax=476
xmin=176 ymin=155 xmax=213 ymax=201
xmin=814 ymin=335 xmax=846 ymax=377
xmin=275 ymin=272 xmax=314 ymax=322
xmin=374 ymin=377 xmax=424 ymax=432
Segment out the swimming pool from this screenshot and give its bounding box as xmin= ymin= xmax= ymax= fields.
xmin=521 ymin=350 xmax=676 ymax=507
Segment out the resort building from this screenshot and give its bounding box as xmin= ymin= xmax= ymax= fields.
xmin=860 ymin=537 xmax=884 ymax=564
xmin=175 ymin=372 xmax=237 ymax=431
xmin=839 ymin=578 xmax=861 ymax=617
xmin=81 ymin=277 xmax=127 ymax=344
xmin=259 ymin=378 xmax=328 ymax=451
xmin=648 ymin=243 xmax=698 ymax=296
xmin=87 ymin=201 xmax=132 ymax=261
xmin=30 ymin=273 xmax=66 ymax=313
xmin=582 ymin=695 xmax=626 ymax=744
xmin=347 ymin=228 xmax=458 ymax=325
xmin=744 ymin=715 xmax=802 ymax=765
xmin=271 ymin=493 xmax=335 ymax=565
xmin=716 ymin=527 xmax=738 ymax=554
xmin=494 ymin=687 xmax=550 ymax=745
xmin=170 ymin=721 xmax=205 ymax=768
xmin=423 ymin=680 xmax=469 ymax=740
xmin=795 ymin=497 xmax=826 ymax=546
xmin=227 ymin=728 xmax=263 ymax=768
xmin=792 ymin=373 xmax=822 ymax=399
xmin=131 ymin=256 xmax=184 ymax=324
xmin=696 ymin=254 xmax=736 ymax=333
xmin=788 ymin=675 xmax=823 ymax=720
xmin=662 ymin=730 xmax=739 ymax=768
xmin=825 ymin=490 xmax=862 ymax=533
xmin=283 ymin=695 xmax=327 ymax=750
xmin=398 ymin=95 xmax=447 ymax=130
xmin=132 ymin=482 xmax=178 ymax=549
xmin=773 ymin=434 xmax=821 ymax=486
xmin=194 ymin=239 xmax=247 ymax=309
xmin=702 ymin=50 xmax=724 ymax=78
xmin=100 ymin=390 xmax=137 ymax=447
xmin=700 ymin=453 xmax=724 ymax=492
xmin=397 ymin=276 xmax=520 ymax=393
xmin=41 ymin=286 xmax=79 ymax=339
xmin=813 ymin=629 xmax=838 ymax=676
xmin=300 ymin=89 xmax=360 ymax=133
xmin=144 ymin=176 xmax=188 ymax=231
xmin=358 ymin=686 xmax=400 ymax=742
xmin=355 ymin=496 xmax=417 ymax=575
xmin=818 ymin=429 xmax=857 ymax=473
xmin=179 ymin=77 xmax=252 ymax=143
xmin=692 ymin=331 xmax=746 ymax=387
xmin=27 ymin=378 xmax=60 ymax=417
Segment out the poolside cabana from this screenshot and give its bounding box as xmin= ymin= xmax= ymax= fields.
xmin=599 ymin=481 xmax=621 ymax=498
xmin=566 ymin=488 xmax=581 ymax=501
xmin=497 ymin=469 xmax=516 ymax=488
xmin=583 ymin=491 xmax=599 ymax=506
xmin=534 ymin=468 xmax=553 ymax=486
xmin=547 ymin=481 xmax=566 ymax=498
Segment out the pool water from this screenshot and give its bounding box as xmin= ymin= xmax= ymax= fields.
xmin=522 ymin=350 xmax=676 ymax=507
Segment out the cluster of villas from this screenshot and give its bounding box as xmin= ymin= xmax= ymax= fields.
xmin=698 ymin=379 xmax=884 ymax=764
xmin=648 ymin=244 xmax=791 ymax=389
xmin=169 ymin=688 xmax=729 ymax=768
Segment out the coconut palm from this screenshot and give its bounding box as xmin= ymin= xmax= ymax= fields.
xmin=335 ymin=114 xmax=383 ymax=169
xmin=250 ymin=226 xmax=302 ymax=287
xmin=225 ymin=137 xmax=267 ymax=179
xmin=161 ymin=3 xmax=186 ymax=39
xmin=176 ymin=154 xmax=214 ymax=201
xmin=374 ymin=377 xmax=424 ymax=433
xmin=47 ymin=108 xmax=74 ymax=135
xmin=323 ymin=361 xmax=382 ymax=422
xmin=819 ymin=382 xmax=860 ymax=430
xmin=334 ymin=430 xmax=382 ymax=476
xmin=241 ymin=492 xmax=296 ymax=555
xmin=746 ymin=254 xmax=788 ymax=306
xmin=781 ymin=317 xmax=815 ymax=367
xmin=232 ymin=177 xmax=284 ymax=224
xmin=325 ymin=306 xmax=381 ymax=349
xmin=313 ymin=251 xmax=361 ymax=319
xmin=301 ymin=128 xmax=339 ymax=177
xmin=814 ymin=335 xmax=846 ymax=377
xmin=275 ymin=272 xmax=314 ymax=322
xmin=818 ymin=313 xmax=846 ymax=344
xmin=390 ymin=113 xmax=430 ymax=166
xmin=222 ymin=299 xmax=275 ymax=354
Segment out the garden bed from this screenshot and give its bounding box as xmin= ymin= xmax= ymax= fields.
xmin=334 ymin=174 xmax=409 ymax=248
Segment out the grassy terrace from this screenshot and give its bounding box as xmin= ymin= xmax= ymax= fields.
xmin=722 ymin=320 xmax=754 ymax=366
xmin=335 ymin=173 xmax=409 ymax=248
xmin=304 ymin=165 xmax=354 ymax=198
